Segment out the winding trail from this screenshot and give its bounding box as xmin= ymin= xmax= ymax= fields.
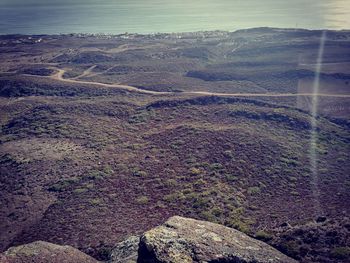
xmin=71 ymin=65 xmax=97 ymax=80
xmin=33 ymin=68 xmax=350 ymax=98
xmin=50 ymin=68 xmax=170 ymax=95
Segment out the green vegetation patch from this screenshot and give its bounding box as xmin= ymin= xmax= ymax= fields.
xmin=331 ymin=247 xmax=350 ymax=260
xmin=136 ymin=196 xmax=149 ymax=205
xmin=48 ymin=177 xmax=80 ymax=192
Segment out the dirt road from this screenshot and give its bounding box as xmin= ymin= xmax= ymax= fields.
xmin=39 ymin=68 xmax=350 ymax=98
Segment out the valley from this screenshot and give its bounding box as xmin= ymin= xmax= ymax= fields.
xmin=0 ymin=28 xmax=350 ymax=262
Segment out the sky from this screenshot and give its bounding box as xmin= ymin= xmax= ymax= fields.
xmin=0 ymin=0 xmax=349 ymax=34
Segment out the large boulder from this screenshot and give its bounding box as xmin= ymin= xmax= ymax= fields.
xmin=137 ymin=216 xmax=297 ymax=263
xmin=0 ymin=241 xmax=100 ymax=263
xmin=1 ymin=217 xmax=298 ymax=263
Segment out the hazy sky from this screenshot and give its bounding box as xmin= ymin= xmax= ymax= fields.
xmin=0 ymin=0 xmax=349 ymax=34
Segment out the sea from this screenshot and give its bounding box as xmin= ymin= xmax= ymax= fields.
xmin=0 ymin=0 xmax=349 ymax=35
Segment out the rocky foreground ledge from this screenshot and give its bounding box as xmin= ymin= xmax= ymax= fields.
xmin=0 ymin=216 xmax=297 ymax=263
xmin=0 ymin=241 xmax=99 ymax=263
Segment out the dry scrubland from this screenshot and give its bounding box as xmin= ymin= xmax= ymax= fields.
xmin=0 ymin=28 xmax=350 ymax=262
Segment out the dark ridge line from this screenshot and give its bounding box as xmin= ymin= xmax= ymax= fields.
xmin=145 ymin=95 xmax=350 ymax=131
xmin=146 ymin=95 xmax=306 ymax=113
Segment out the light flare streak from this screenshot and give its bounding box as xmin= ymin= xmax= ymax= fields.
xmin=309 ymin=30 xmax=327 ymax=216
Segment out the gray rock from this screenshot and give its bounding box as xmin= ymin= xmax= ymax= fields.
xmin=109 ymin=236 xmax=139 ymax=263
xmin=1 ymin=217 xmax=297 ymax=263
xmin=0 ymin=241 xmax=100 ymax=263
xmin=137 ymin=216 xmax=298 ymax=263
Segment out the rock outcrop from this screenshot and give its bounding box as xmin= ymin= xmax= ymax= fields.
xmin=109 ymin=236 xmax=139 ymax=263
xmin=0 ymin=241 xmax=99 ymax=263
xmin=1 ymin=217 xmax=297 ymax=263
xmin=137 ymin=216 xmax=297 ymax=263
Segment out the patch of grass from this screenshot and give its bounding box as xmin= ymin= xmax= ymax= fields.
xmin=194 ymin=179 xmax=207 ymax=187
xmin=90 ymin=198 xmax=103 ymax=206
xmin=131 ymin=168 xmax=148 ymax=177
xmin=48 ymin=177 xmax=80 ymax=192
xmin=211 ymin=207 xmax=223 ymax=217
xmin=164 ymin=179 xmax=178 ymax=187
xmin=330 ymin=247 xmax=350 ymax=260
xmin=128 ymin=110 xmax=154 ymax=124
xmin=255 ymin=230 xmax=273 ymax=241
xmin=87 ymin=170 xmax=105 ymax=180
xmin=192 ymin=196 xmax=210 ymax=209
xmin=290 ymin=191 xmax=299 ymax=196
xmin=74 ymin=188 xmax=88 ymax=194
xmin=279 ymin=240 xmax=300 ymax=259
xmin=0 ymin=153 xmax=32 ymax=165
xmin=200 ymin=210 xmax=218 ymax=223
xmin=247 ymin=186 xmax=260 ymax=195
xmin=209 ymin=163 xmax=224 ymax=171
xmin=280 ymin=157 xmax=299 ymax=167
xmin=102 ymin=165 xmax=114 ymax=175
xmin=227 ymin=218 xmax=251 ymax=234
xmin=85 ymin=166 xmax=114 ymax=180
xmin=225 ymin=173 xmax=238 ymax=182
xmin=136 ymin=196 xmax=149 ymax=205
xmin=189 ymin=167 xmax=201 ymax=175
xmin=223 ymin=150 xmax=234 ymax=159
xmin=163 ymin=192 xmax=185 ymax=202
xmin=288 ymin=176 xmax=298 ymax=183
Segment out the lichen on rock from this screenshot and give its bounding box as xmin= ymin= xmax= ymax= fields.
xmin=137 ymin=216 xmax=298 ymax=263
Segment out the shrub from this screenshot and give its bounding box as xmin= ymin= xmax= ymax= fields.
xmin=164 ymin=179 xmax=178 ymax=187
xmin=0 ymin=154 xmax=23 ymax=165
xmin=131 ymin=168 xmax=148 ymax=177
xmin=136 ymin=196 xmax=149 ymax=205
xmin=290 ymin=191 xmax=299 ymax=196
xmin=225 ymin=174 xmax=238 ymax=182
xmin=223 ymin=150 xmax=234 ymax=159
xmin=189 ymin=167 xmax=201 ymax=175
xmin=163 ymin=192 xmax=185 ymax=202
xmin=200 ymin=211 xmax=218 ymax=223
xmin=192 ymin=197 xmax=209 ymax=209
xmin=48 ymin=183 xmax=66 ymax=192
xmin=210 ymin=163 xmax=223 ymax=171
xmin=74 ymin=188 xmax=88 ymax=194
xmin=330 ymin=247 xmax=350 ymax=260
xmin=48 ymin=177 xmax=80 ymax=192
xmin=227 ymin=218 xmax=250 ymax=234
xmin=280 ymin=157 xmax=298 ymax=167
xmin=255 ymin=230 xmax=273 ymax=241
xmin=279 ymin=240 xmax=300 ymax=259
xmin=103 ymin=165 xmax=114 ymax=175
xmin=194 ymin=179 xmax=206 ymax=187
xmin=90 ymin=198 xmax=103 ymax=206
xmin=247 ymin=186 xmax=260 ymax=195
xmin=87 ymin=170 xmax=105 ymax=180
xmin=288 ymin=176 xmax=298 ymax=183
xmin=211 ymin=207 xmax=223 ymax=217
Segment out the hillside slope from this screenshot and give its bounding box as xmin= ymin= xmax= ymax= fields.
xmin=0 ymin=29 xmax=349 ymax=262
